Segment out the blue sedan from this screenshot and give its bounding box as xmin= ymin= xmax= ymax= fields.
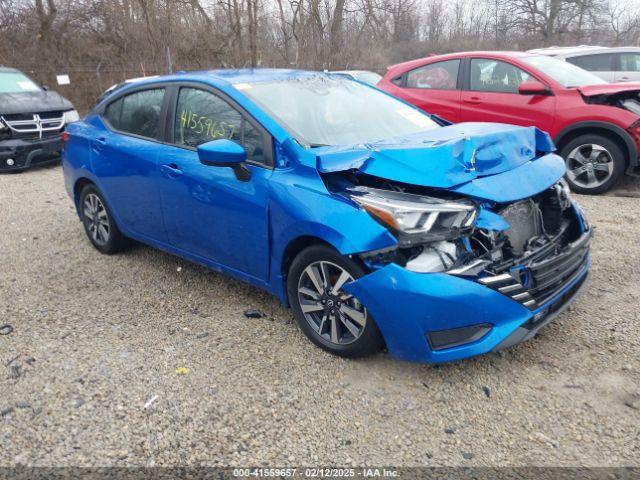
xmin=62 ymin=69 xmax=591 ymax=363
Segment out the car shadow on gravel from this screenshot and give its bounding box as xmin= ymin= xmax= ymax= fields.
xmin=113 ymin=236 xmax=583 ymax=373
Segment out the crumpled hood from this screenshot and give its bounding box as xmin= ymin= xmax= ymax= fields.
xmin=0 ymin=90 xmax=74 ymax=115
xmin=315 ymin=123 xmax=555 ymax=191
xmin=578 ymin=82 xmax=640 ymax=97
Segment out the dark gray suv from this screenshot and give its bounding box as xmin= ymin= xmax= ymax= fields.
xmin=0 ymin=67 xmax=79 ymax=172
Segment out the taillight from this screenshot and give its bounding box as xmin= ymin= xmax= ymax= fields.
xmin=61 ymin=132 xmax=70 ymax=143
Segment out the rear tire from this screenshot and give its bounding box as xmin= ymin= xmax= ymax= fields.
xmin=79 ymin=184 xmax=130 ymax=254
xmin=560 ymin=133 xmax=625 ymax=194
xmin=287 ymin=245 xmax=384 ymax=358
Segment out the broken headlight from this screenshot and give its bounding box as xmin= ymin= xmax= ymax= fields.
xmin=349 ymin=186 xmax=477 ymax=242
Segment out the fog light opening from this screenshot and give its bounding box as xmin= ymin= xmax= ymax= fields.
xmin=427 ymin=323 xmax=493 ymax=351
xmin=6 ymin=158 xmax=14 ymax=166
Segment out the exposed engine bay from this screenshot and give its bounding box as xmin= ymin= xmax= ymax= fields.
xmin=326 ymin=172 xmax=591 ymax=309
xmin=582 ymin=89 xmax=640 ymax=114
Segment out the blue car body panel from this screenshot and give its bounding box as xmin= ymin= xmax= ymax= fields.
xmin=63 ymin=69 xmax=590 ymax=363
xmin=451 ymin=153 xmax=567 ymax=202
xmin=315 ymin=123 xmax=555 ymax=190
xmin=343 ymin=259 xmax=589 ymax=363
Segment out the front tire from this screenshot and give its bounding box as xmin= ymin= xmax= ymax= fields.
xmin=560 ymin=133 xmax=625 ymax=194
xmin=79 ymin=184 xmax=129 ymax=254
xmin=287 ymin=245 xmax=384 ymax=358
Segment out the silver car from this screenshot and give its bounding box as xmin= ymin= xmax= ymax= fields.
xmin=528 ymin=45 xmax=640 ymax=83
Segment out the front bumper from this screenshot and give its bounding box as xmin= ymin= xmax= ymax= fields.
xmin=343 ymin=229 xmax=591 ymax=363
xmin=0 ymin=135 xmax=63 ymax=172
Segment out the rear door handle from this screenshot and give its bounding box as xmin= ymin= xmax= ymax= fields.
xmin=463 ymin=97 xmax=482 ymax=104
xmin=160 ymin=163 xmax=184 ymax=178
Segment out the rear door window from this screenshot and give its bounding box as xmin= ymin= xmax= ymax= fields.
xmin=406 ymin=60 xmax=460 ymax=90
xmin=567 ymin=54 xmax=614 ymax=72
xmin=103 ymin=88 xmax=165 ymax=140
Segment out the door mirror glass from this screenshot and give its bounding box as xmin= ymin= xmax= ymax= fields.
xmin=518 ymin=81 xmax=550 ymax=95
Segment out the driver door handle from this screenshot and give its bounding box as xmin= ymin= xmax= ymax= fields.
xmin=161 ymin=163 xmax=184 ymax=178
xmin=463 ymin=96 xmax=482 ymax=104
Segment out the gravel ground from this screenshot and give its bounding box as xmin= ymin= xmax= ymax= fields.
xmin=0 ymin=165 xmax=639 ymax=467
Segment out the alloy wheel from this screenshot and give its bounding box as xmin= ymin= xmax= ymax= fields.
xmin=83 ymin=193 xmax=110 ymax=246
xmin=566 ymin=143 xmax=614 ymax=189
xmin=297 ymin=261 xmax=367 ymax=345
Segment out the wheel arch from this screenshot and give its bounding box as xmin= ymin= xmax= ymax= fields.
xmin=554 ymin=122 xmax=638 ymax=168
xmin=276 ymin=233 xmax=378 ymax=307
xmin=73 ymin=177 xmax=96 ymax=216
xmin=281 ymin=235 xmax=335 ymax=280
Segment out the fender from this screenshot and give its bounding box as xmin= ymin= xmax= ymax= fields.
xmin=554 ymin=121 xmax=638 ymax=168
xmin=267 ymin=170 xmax=397 ymax=305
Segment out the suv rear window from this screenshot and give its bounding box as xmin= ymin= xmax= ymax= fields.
xmin=567 ymin=54 xmax=614 ymax=72
xmin=104 ymin=88 xmax=165 ymax=139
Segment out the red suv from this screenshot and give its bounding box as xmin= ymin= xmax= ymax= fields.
xmin=379 ymin=51 xmax=640 ymax=194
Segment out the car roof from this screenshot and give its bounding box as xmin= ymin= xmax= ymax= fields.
xmin=528 ymin=45 xmax=607 ymax=56
xmin=178 ymin=68 xmax=319 ymax=84
xmin=109 ymin=68 xmax=330 ymax=96
xmin=96 ymin=69 xmax=342 ymax=143
xmin=331 ymin=70 xmax=376 ymax=75
xmin=529 ymin=45 xmax=640 ymax=57
xmin=388 ymin=51 xmax=535 ymax=71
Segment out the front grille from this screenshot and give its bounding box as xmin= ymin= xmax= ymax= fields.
xmin=1 ymin=112 xmax=65 ymax=138
xmin=479 ymin=229 xmax=591 ymax=310
xmin=527 ymin=232 xmax=590 ymax=304
xmin=479 ymin=273 xmax=538 ymax=308
xmin=38 ymin=111 xmax=64 ymax=120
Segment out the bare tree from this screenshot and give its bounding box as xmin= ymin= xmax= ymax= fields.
xmin=0 ymin=0 xmax=637 ymax=112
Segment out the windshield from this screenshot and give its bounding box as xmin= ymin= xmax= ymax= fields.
xmin=521 ymin=55 xmax=607 ymax=88
xmin=238 ymin=76 xmax=438 ymax=146
xmin=0 ymin=72 xmax=41 ymax=94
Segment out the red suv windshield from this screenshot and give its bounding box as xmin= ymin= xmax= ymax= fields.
xmin=521 ymin=55 xmax=607 ymax=88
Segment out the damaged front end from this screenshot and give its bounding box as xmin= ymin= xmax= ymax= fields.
xmin=580 ymin=84 xmax=640 ymax=115
xmin=324 ymin=172 xmax=591 ymax=362
xmin=310 ymin=123 xmax=591 ymax=362
xmin=336 ymin=174 xmax=589 ymax=290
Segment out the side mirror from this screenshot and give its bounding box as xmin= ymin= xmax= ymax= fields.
xmin=197 ymin=139 xmax=251 ymax=181
xmin=518 ymin=81 xmax=550 ymax=96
